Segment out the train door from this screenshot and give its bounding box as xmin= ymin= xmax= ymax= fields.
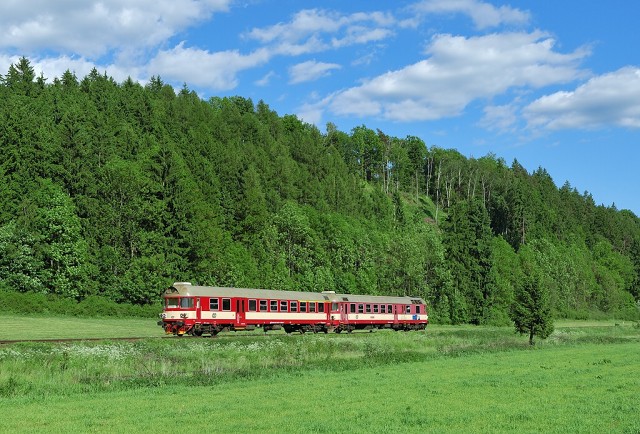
xmin=330 ymin=302 xmax=340 ymax=327
xmin=340 ymin=303 xmax=349 ymax=327
xmin=393 ymin=304 xmax=399 ymax=325
xmin=323 ymin=302 xmax=332 ymax=328
xmin=236 ymin=299 xmax=245 ymax=326
xmin=196 ymin=297 xmax=201 ymax=320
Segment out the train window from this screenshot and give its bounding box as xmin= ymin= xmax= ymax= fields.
xmin=280 ymin=300 xmax=288 ymax=312
xmin=331 ymin=303 xmax=339 ymax=311
xmin=290 ymin=301 xmax=298 ymax=312
xmin=210 ymin=298 xmax=219 ymax=311
xmin=366 ymin=304 xmax=372 ymax=313
xmin=350 ymin=304 xmax=356 ymax=313
xmin=318 ymin=303 xmax=324 ymax=313
xmin=222 ymin=298 xmax=231 ymax=311
xmin=270 ymin=300 xmax=278 ymax=312
xmin=248 ymin=300 xmax=257 ymax=311
xmin=180 ymin=298 xmax=194 ymax=308
xmin=416 ymin=305 xmax=421 ymax=314
xmin=380 ymin=305 xmax=386 ymax=314
xmin=310 ymin=302 xmax=316 ymax=313
xmin=373 ymin=305 xmax=379 ymax=314
xmin=300 ymin=302 xmax=307 ymax=312
xmin=388 ymin=304 xmax=393 ymax=313
xmin=358 ymin=304 xmax=364 ymax=313
xmin=405 ymin=305 xmax=411 ymax=314
xmin=167 ymin=298 xmax=179 ymax=308
xmin=260 ymin=300 xmax=267 ymax=311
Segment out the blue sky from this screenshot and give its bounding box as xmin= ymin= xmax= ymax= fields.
xmin=1 ymin=0 xmax=639 ymax=214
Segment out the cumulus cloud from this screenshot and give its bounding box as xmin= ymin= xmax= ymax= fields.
xmin=326 ymin=31 xmax=589 ymax=122
xmin=479 ymin=102 xmax=520 ymax=132
xmin=411 ymin=0 xmax=530 ymax=29
xmin=524 ymin=67 xmax=640 ymax=130
xmin=297 ymin=100 xmax=328 ymax=126
xmin=0 ymin=0 xmax=231 ymax=59
xmin=289 ymin=60 xmax=341 ymax=84
xmin=147 ymin=42 xmax=270 ymax=91
xmin=246 ymin=8 xmax=395 ymax=56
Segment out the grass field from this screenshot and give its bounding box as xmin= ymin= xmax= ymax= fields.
xmin=1 ymin=314 xmax=161 ymax=340
xmin=1 ymin=318 xmax=638 ymax=433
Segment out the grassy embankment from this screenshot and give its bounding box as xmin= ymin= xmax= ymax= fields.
xmin=0 ymin=318 xmax=638 ymax=433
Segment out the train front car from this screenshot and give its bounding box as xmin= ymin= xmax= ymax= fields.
xmin=158 ymin=282 xmax=334 ymax=336
xmin=158 ymin=282 xmax=199 ymax=336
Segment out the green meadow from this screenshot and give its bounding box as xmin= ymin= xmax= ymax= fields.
xmin=1 ymin=314 xmax=161 ymax=340
xmin=1 ymin=318 xmax=638 ymax=433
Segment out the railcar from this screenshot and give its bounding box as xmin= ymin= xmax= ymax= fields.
xmin=158 ymin=282 xmax=428 ymax=336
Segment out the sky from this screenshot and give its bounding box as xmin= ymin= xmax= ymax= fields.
xmin=1 ymin=0 xmax=639 ymax=215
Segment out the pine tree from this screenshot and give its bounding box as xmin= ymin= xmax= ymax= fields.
xmin=510 ymin=248 xmax=554 ymax=345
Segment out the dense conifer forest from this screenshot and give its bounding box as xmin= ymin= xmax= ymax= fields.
xmin=1 ymin=58 xmax=638 ymax=323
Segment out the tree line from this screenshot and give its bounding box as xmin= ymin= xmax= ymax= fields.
xmin=0 ymin=57 xmax=638 ymax=325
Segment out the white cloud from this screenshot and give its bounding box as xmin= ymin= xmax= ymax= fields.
xmin=0 ymin=0 xmax=231 ymax=59
xmin=255 ymin=71 xmax=278 ymax=87
xmin=289 ymin=60 xmax=341 ymax=84
xmin=331 ymin=26 xmax=393 ymax=48
xmin=246 ymin=9 xmax=342 ymax=44
xmin=524 ymin=67 xmax=640 ymax=130
xmin=296 ymin=93 xmax=336 ymax=126
xmin=479 ymin=102 xmax=519 ymax=132
xmin=412 ymin=0 xmax=530 ymax=29
xmin=147 ymin=42 xmax=270 ymax=91
xmin=246 ymin=8 xmax=396 ymax=56
xmin=297 ymin=102 xmax=325 ymax=126
xmin=326 ymin=31 xmax=588 ymax=122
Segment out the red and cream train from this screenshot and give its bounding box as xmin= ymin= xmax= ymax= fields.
xmin=159 ymin=282 xmax=428 ymax=336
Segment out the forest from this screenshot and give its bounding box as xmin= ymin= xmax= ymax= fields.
xmin=1 ymin=57 xmax=638 ymax=324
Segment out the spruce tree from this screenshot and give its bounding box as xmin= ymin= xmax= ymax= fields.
xmin=510 ymin=254 xmax=554 ymax=345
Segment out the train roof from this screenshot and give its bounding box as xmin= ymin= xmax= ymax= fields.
xmin=165 ymin=282 xmax=426 ymax=305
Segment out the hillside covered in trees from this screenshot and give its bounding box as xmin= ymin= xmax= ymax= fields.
xmin=1 ymin=58 xmax=639 ymax=323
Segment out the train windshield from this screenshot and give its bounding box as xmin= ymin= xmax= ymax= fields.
xmin=165 ymin=298 xmax=194 ymax=309
xmin=180 ymin=297 xmax=194 ymax=308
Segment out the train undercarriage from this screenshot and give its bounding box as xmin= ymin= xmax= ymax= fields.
xmin=160 ymin=320 xmax=426 ymax=337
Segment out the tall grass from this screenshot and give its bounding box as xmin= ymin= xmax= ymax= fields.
xmin=1 ymin=328 xmax=638 ymax=433
xmin=1 ymin=324 xmax=638 ymax=399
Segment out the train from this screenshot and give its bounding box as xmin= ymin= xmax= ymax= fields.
xmin=158 ymin=282 xmax=428 ymax=336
